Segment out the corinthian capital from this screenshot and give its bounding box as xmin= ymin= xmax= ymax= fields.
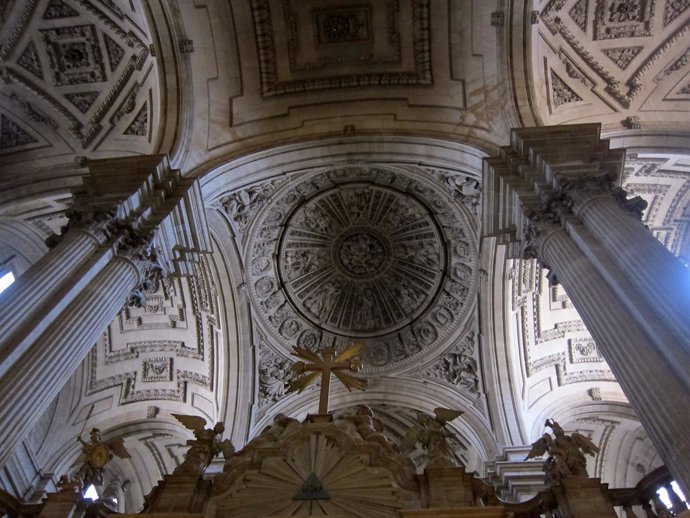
xmin=556 ymin=173 xmax=646 ymax=220
xmin=520 ymin=204 xmax=564 ymax=284
xmin=46 ymin=205 xmax=118 ymax=248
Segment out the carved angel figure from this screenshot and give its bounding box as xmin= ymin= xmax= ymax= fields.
xmin=399 ymin=408 xmax=464 ymax=468
xmin=172 ymin=414 xmax=235 ymax=475
xmin=525 ymin=418 xmax=600 ymax=486
xmin=75 ymin=428 xmax=131 ymax=488
xmin=339 ymin=405 xmax=398 ymax=453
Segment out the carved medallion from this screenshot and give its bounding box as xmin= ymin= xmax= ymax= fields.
xmin=245 ymin=166 xmax=478 ymax=374
xmin=278 ymin=184 xmax=444 ymax=336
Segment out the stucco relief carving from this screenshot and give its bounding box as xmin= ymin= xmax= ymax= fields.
xmin=279 ymin=184 xmax=444 ymax=335
xmin=257 ymin=341 xmax=293 ymax=409
xmin=219 ymin=179 xmax=287 ymax=244
xmin=423 ymin=331 xmax=481 ymax=396
xmin=243 ymin=166 xmax=478 ymax=374
xmin=569 ymin=338 xmax=603 ymax=363
xmin=593 ymin=0 xmax=656 ymax=40
xmin=551 ymin=70 xmax=583 ymax=106
xmin=664 ymin=0 xmax=690 ymax=25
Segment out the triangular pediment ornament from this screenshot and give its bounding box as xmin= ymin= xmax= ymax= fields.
xmin=0 ymin=114 xmax=38 ymax=149
xmin=123 ymin=102 xmax=148 ymax=136
xmin=65 ymin=92 xmax=100 ymax=114
xmin=104 ymin=33 xmax=125 ymax=71
xmin=664 ymin=0 xmax=690 ymax=26
xmin=43 ymin=0 xmax=79 ymax=19
xmin=550 ymin=70 xmax=583 ymax=107
xmin=17 ymin=41 xmax=43 ymax=79
xmin=602 ymin=46 xmax=643 ymax=70
xmin=293 ymin=472 xmax=330 ymax=500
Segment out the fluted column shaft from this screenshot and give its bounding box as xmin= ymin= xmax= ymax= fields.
xmin=0 ymin=230 xmax=102 ymax=378
xmin=537 ymin=224 xmax=690 ymax=496
xmin=0 ymin=249 xmax=139 ymax=468
xmin=575 ymin=195 xmax=690 ymax=357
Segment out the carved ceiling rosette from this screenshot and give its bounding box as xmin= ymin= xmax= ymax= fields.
xmin=244 ymin=166 xmax=479 ymax=375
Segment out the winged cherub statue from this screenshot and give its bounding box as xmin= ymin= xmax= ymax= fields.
xmin=75 ymin=428 xmax=131 ymax=488
xmin=525 ymin=418 xmax=600 ymax=486
xmin=172 ymin=414 xmax=235 ymax=475
xmin=399 ymin=408 xmax=464 ymax=468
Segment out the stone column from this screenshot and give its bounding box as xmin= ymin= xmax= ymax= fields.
xmin=568 ymin=191 xmax=690 ymax=382
xmin=532 ymin=219 xmax=690 ymax=493
xmin=0 ymin=229 xmax=104 ymax=378
xmin=0 ymin=252 xmax=140 ymax=467
xmin=482 ymin=124 xmax=690 ymax=496
xmin=0 ymin=155 xmax=209 ymax=470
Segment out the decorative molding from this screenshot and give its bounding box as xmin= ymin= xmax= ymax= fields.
xmin=250 ymin=0 xmax=431 ymax=96
xmin=0 ymin=0 xmax=153 ymax=149
xmin=593 ymin=0 xmax=656 ymax=41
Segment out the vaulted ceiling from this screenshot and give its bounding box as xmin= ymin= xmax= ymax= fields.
xmin=0 ymin=0 xmax=688 ymax=511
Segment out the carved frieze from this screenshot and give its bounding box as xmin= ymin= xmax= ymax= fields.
xmin=243 ymin=166 xmax=479 ymax=374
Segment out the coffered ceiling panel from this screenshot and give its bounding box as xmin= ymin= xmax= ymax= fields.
xmin=0 ymin=0 xmax=161 ymax=165
xmin=529 ymin=0 xmax=690 ymax=131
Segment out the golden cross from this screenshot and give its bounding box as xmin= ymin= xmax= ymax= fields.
xmin=288 ymin=343 xmax=367 ymax=415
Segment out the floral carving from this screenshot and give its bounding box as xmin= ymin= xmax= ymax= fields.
xmin=602 ymin=46 xmax=643 ymax=69
xmin=551 ymin=70 xmax=583 ymax=106
xmin=569 ymin=0 xmax=588 ymax=31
